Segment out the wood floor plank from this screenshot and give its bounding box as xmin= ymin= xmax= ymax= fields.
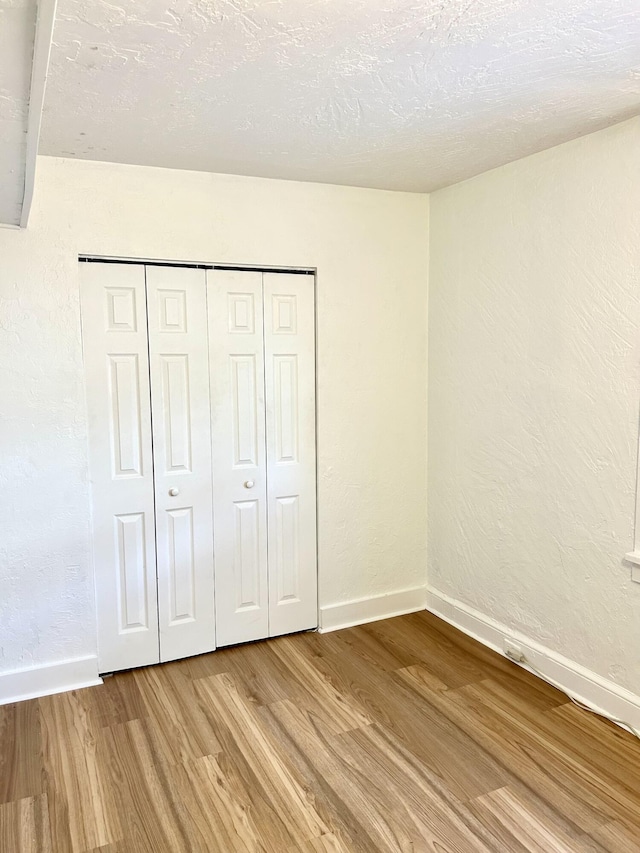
xmin=225 ymin=639 xmax=297 ymax=707
xmin=260 ymin=699 xmax=416 ymax=852
xmin=84 ymin=671 xmax=147 ymax=730
xmin=291 ymin=832 xmax=356 ymax=852
xmin=465 ymin=677 xmax=640 ymax=825
xmin=544 ymin=701 xmax=640 ymax=793
xmin=39 ymin=690 xmax=122 ymax=852
xmin=333 ymin=720 xmax=504 ymax=852
xmin=0 ymin=795 xmax=53 ymax=853
xmin=396 ymin=664 xmax=615 ymax=834
xmin=0 ymin=700 xmax=42 ymax=804
xmin=322 ymin=622 xmax=426 ymax=673
xmin=256 ymin=696 xmax=407 ymax=852
xmin=586 ymin=819 xmax=640 ymax=852
xmin=170 ymin=754 xmax=265 ymax=853
xmin=472 ymin=778 xmax=612 ymax=853
xmin=168 ymin=644 xmax=236 ymax=681
xmin=188 ymin=711 xmax=300 ymax=851
xmin=195 ymin=672 xmax=329 ymax=847
xmin=3 ymin=611 xmax=640 ymax=851
xmin=99 ymin=717 xmax=208 ymax=852
xmin=132 ymin=662 xmax=222 ymax=764
xmin=295 ymin=633 xmax=511 ymax=801
xmin=267 ymin=635 xmax=373 ymax=734
xmin=473 ymin=785 xmax=603 ymax=853
xmin=295 ymin=629 xmax=424 ymax=724
xmin=369 ymin=612 xmax=567 ymax=710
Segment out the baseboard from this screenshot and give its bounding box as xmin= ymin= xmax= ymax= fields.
xmin=319 ymin=586 xmax=427 ymax=633
xmin=0 ymin=655 xmax=102 ymax=705
xmin=426 ymin=587 xmax=640 ymax=734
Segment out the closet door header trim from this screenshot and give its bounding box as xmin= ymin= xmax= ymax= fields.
xmin=79 ymin=256 xmax=315 ymax=275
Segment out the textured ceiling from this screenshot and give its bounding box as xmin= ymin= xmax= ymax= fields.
xmin=40 ymin=0 xmax=640 ymax=191
xmin=0 ymin=0 xmax=37 ymax=225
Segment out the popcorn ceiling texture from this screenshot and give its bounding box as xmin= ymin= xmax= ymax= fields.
xmin=41 ymin=0 xmax=640 ymax=192
xmin=0 ymin=156 xmax=428 ymax=672
xmin=0 ymin=0 xmax=37 ymax=225
xmin=428 ymin=117 xmax=640 ymax=693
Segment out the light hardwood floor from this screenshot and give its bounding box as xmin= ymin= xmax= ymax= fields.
xmin=2 ymin=611 xmax=640 ymax=851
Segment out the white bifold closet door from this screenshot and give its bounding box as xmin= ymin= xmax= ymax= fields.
xmin=208 ymin=270 xmax=318 ymax=647
xmin=145 ymin=266 xmax=215 ymax=663
xmin=263 ymin=274 xmax=318 ymax=638
xmin=81 ymin=262 xmax=317 ymax=671
xmin=80 ymin=262 xmax=216 ymax=672
xmin=80 ymin=263 xmax=159 ymax=672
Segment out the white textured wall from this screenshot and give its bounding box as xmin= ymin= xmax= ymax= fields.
xmin=428 ymin=117 xmax=640 ymax=692
xmin=0 ymin=157 xmax=428 ymax=673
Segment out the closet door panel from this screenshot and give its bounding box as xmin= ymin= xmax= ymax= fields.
xmin=80 ymin=262 xmax=159 ymax=672
xmin=146 ymin=266 xmax=215 ymax=662
xmin=264 ymin=274 xmax=318 ymax=635
xmin=207 ymin=269 xmax=269 ymax=646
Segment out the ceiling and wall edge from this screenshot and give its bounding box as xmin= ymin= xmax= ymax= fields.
xmin=20 ymin=0 xmax=58 ymax=229
xmin=0 ymin=0 xmax=57 ymax=231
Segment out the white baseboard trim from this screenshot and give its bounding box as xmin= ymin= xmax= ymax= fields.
xmin=426 ymin=587 xmax=640 ymax=734
xmin=0 ymin=655 xmax=102 ymax=705
xmin=319 ymin=586 xmax=427 ymax=633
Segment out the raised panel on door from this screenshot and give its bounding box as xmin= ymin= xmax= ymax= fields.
xmin=79 ymin=262 xmax=159 ymax=673
xmin=264 ymin=273 xmax=318 ymax=636
xmin=207 ymin=269 xmax=269 ymax=646
xmin=146 ymin=266 xmax=215 ymax=662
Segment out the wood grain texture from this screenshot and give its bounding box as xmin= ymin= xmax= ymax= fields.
xmin=1 ymin=611 xmax=640 ymax=851
xmin=0 ymin=699 xmax=42 ymax=804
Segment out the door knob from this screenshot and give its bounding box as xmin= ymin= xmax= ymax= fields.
xmin=244 ymin=480 xmax=255 ymax=489
xmin=168 ymin=488 xmax=180 ymax=496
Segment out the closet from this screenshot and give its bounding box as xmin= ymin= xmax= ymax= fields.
xmin=80 ymin=261 xmax=317 ymax=673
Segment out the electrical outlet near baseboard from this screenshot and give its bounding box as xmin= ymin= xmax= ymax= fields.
xmin=503 ymin=639 xmax=527 ymax=664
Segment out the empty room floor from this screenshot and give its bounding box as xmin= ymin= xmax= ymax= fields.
xmin=1 ymin=612 xmax=640 ymax=852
